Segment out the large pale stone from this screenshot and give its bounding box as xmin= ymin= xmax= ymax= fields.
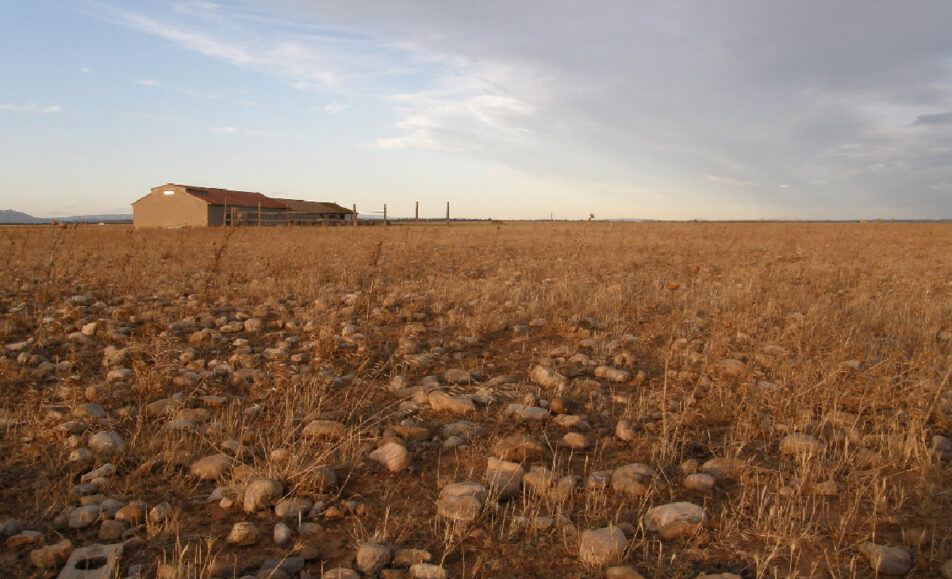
xmin=611 ymin=463 xmax=656 ymax=497
xmin=226 ymin=522 xmax=260 ymax=546
xmin=369 ymin=442 xmax=410 ymax=472
xmin=243 ymin=478 xmax=283 ymax=513
xmin=428 ymin=391 xmax=475 ymax=415
xmin=356 ymin=543 xmax=391 ymax=575
xmin=859 ymin=542 xmax=911 ymax=575
xmin=190 ymin=454 xmax=233 ymax=480
xmin=644 ymin=502 xmax=706 ymax=539
xmin=88 ymin=431 xmax=124 ymax=456
xmin=779 ymin=434 xmax=822 ymax=457
xmin=486 ymin=458 xmax=524 ymax=500
xmin=578 ymin=526 xmax=626 ymax=565
xmin=530 ymin=365 xmax=567 ymax=389
xmin=437 ymin=482 xmax=486 ymax=522
xmin=492 ymin=435 xmax=545 ymax=461
xmin=302 ymin=420 xmax=345 ymax=440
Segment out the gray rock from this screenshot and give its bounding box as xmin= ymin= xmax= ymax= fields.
xmin=410 ymin=563 xmax=449 ymax=579
xmin=226 ymin=522 xmax=260 ymax=546
xmin=779 ymin=433 xmax=821 ymax=456
xmin=369 ymin=442 xmax=410 ymax=472
xmin=29 ymin=540 xmax=72 ymax=569
xmin=273 ymin=522 xmax=292 ymax=545
xmin=274 ymin=497 xmax=314 ymax=519
xmin=486 ymin=458 xmax=524 ymax=500
xmin=530 ymin=365 xmax=567 ymax=389
xmin=437 ymin=482 xmax=486 ymax=522
xmin=611 ymin=463 xmax=656 ymax=497
xmin=683 ymin=473 xmax=715 ymax=491
xmin=68 ymin=505 xmax=101 ymax=529
xmin=88 ymin=431 xmax=125 ymax=456
xmin=644 ymin=502 xmax=706 ymax=539
xmin=356 ymin=542 xmax=391 ymax=575
xmin=243 ymin=478 xmax=283 ymax=513
xmin=190 ymin=454 xmax=233 ymax=480
xmin=860 ymin=542 xmax=911 ymax=575
xmin=578 ymin=526 xmax=627 ymax=565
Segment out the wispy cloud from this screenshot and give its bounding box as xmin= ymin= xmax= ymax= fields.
xmin=912 ymin=112 xmax=952 ymax=126
xmin=81 ymin=66 xmax=91 ymax=74
xmin=211 ymin=126 xmax=274 ymax=136
xmin=705 ymin=175 xmax=757 ymax=187
xmin=134 ymin=78 xmax=217 ymax=99
xmin=0 ymin=103 xmax=61 ymax=113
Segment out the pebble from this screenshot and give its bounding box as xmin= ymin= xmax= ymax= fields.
xmin=615 ymin=420 xmax=636 ymax=441
xmin=410 ymin=563 xmax=448 ymax=579
xmin=437 ymin=482 xmax=486 ymax=522
xmin=114 ymin=501 xmax=147 ymax=524
xmin=683 ymin=473 xmax=715 ymax=491
xmin=594 ymin=366 xmax=631 ymax=383
xmin=605 ymin=566 xmax=646 ymax=579
xmin=719 ymin=359 xmax=746 ymax=378
xmin=6 ymin=530 xmax=42 ymax=549
xmin=274 ymin=497 xmax=314 ymax=519
xmin=243 ymin=478 xmax=283 ymax=513
xmin=323 ymin=568 xmax=360 ymax=579
xmin=428 ymin=391 xmax=475 ymax=415
xmin=302 ymin=419 xmax=345 ymax=440
xmin=505 ymin=403 xmax=549 ymax=421
xmin=273 ymin=522 xmax=293 ymax=545
xmin=530 ymin=365 xmax=567 ymax=390
xmin=88 ymin=430 xmax=125 ymax=455
xmin=492 ymin=435 xmax=545 ymax=461
xmin=149 ymin=501 xmax=172 ymax=523
xmin=578 ymin=525 xmax=627 ymax=565
xmin=486 ymin=458 xmax=525 ymax=500
xmin=393 ymin=549 xmax=432 ymax=566
xmin=611 ymin=463 xmax=656 ymax=497
xmin=644 ymin=502 xmax=706 ymax=539
xmin=699 ymin=457 xmax=744 ymax=481
xmin=779 ymin=433 xmax=822 ymax=456
xmin=370 ymin=441 xmax=410 ymax=472
xmin=226 ymin=521 xmax=260 ymax=546
xmin=68 ymin=505 xmax=101 ymax=529
xmin=357 ymin=543 xmax=392 ymax=575
xmin=443 ymin=369 xmax=472 ymax=384
xmin=190 ymin=454 xmax=233 ymax=480
xmin=859 ymin=542 xmax=911 ymax=575
xmin=30 ymin=540 xmax=72 ymax=569
xmin=561 ymin=432 xmax=593 ymax=450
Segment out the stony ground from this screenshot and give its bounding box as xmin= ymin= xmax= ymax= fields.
xmin=0 ymin=222 xmax=951 ymax=578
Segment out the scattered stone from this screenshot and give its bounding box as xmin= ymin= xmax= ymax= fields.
xmin=6 ymin=530 xmax=42 ymax=549
xmin=615 ymin=420 xmax=636 ymax=441
xmin=302 ymin=419 xmax=345 ymax=440
xmin=683 ymin=473 xmax=715 ymax=491
xmin=941 ymin=558 xmax=952 ymax=579
xmin=605 ymin=566 xmax=646 ymax=579
xmin=814 ymin=479 xmax=839 ymax=496
xmin=149 ymin=502 xmax=172 ymax=523
xmin=357 ymin=543 xmax=392 ymax=575
xmin=323 ymin=568 xmax=360 ymax=579
xmin=274 ymin=497 xmax=314 ymax=519
xmin=114 ymin=501 xmax=147 ymax=524
xmin=594 ymin=366 xmax=631 ymax=383
xmin=719 ymin=359 xmax=746 ymax=378
xmin=561 ymin=432 xmax=593 ymax=450
xmin=98 ymin=519 xmax=127 ymax=541
xmin=88 ymin=431 xmax=124 ymax=456
xmin=934 ymin=435 xmax=952 ymax=457
xmin=30 ymin=540 xmax=72 ymax=569
xmin=699 ymin=457 xmax=744 ymax=482
xmin=443 ymin=369 xmax=472 ymax=384
xmin=244 ymin=478 xmax=283 ymax=513
xmin=393 ymin=549 xmax=432 ymax=567
xmin=190 ymin=454 xmax=233 ymax=480
xmin=68 ymin=505 xmax=101 ymax=529
xmin=486 ymin=458 xmax=525 ymax=500
xmin=273 ymin=522 xmax=293 ymax=545
xmin=410 ymin=563 xmax=448 ymax=579
xmin=611 ymin=463 xmax=657 ymax=497
xmin=779 ymin=434 xmax=822 ymax=457
xmin=428 ymin=391 xmax=475 ymax=415
xmin=226 ymin=522 xmax=260 ymax=546
xmin=437 ymin=482 xmax=486 ymax=522
xmin=859 ymin=542 xmax=911 ymax=575
xmin=578 ymin=526 xmax=627 ymax=565
xmin=644 ymin=502 xmax=706 ymax=539
xmin=370 ymin=442 xmax=410 ymax=472
xmin=492 ymin=435 xmax=545 ymax=461
xmin=506 ymin=403 xmax=549 ymax=421
xmin=530 ymin=365 xmax=567 ymax=390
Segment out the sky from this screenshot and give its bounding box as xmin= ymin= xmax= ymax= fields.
xmin=1 ymin=1 xmax=951 ymax=220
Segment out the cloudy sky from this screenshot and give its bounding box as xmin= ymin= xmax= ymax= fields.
xmin=2 ymin=1 xmax=951 ymax=219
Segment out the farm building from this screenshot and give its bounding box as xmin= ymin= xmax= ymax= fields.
xmin=132 ymin=184 xmax=352 ymax=228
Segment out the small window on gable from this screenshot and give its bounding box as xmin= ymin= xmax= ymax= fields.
xmin=164 ymin=190 xmax=174 ymax=196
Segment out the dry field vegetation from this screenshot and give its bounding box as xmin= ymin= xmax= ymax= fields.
xmin=1 ymin=222 xmax=951 ymax=579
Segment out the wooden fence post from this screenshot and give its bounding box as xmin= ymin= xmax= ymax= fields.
xmin=257 ymin=203 xmax=261 ymax=227
xmin=446 ymin=202 xmax=450 ymax=225
xmin=383 ymin=204 xmax=388 ymax=226
xmin=415 ymin=201 xmax=419 ymax=223
xmin=353 ymin=204 xmax=358 ymax=226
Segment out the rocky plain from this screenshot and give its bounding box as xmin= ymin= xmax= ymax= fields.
xmin=0 ymin=222 xmax=950 ymax=578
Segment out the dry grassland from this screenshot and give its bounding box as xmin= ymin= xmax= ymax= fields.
xmin=1 ymin=222 xmax=951 ymax=578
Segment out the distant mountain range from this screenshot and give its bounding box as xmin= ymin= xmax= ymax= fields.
xmin=0 ymin=209 xmax=132 ymax=224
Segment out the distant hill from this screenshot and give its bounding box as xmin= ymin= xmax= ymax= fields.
xmin=0 ymin=209 xmax=132 ymax=224
xmin=0 ymin=209 xmax=45 ymax=224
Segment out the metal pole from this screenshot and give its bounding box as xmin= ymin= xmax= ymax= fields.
xmin=353 ymin=204 xmax=358 ymax=226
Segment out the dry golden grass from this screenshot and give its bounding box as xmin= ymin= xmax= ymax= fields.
xmin=0 ymin=222 xmax=951 ymax=578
